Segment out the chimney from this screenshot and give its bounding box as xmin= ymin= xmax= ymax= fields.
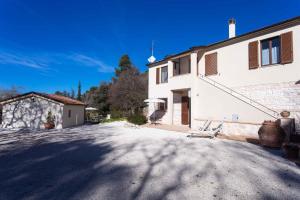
xmin=228 ymin=18 xmax=236 ymax=38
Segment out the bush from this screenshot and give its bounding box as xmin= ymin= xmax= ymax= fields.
xmin=127 ymin=113 xmax=147 ymax=125
xmin=110 ymin=109 xmax=123 ymax=119
xmin=102 ymin=117 xmax=126 ymax=123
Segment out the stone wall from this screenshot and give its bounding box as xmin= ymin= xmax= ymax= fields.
xmin=193 ymin=119 xmax=261 ymax=138
xmin=1 ymin=96 xmax=63 ymax=129
xmin=235 ymin=81 xmax=300 ymax=133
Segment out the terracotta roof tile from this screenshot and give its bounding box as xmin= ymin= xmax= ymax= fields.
xmin=0 ymin=92 xmax=85 ymax=106
xmin=46 ymin=94 xmax=85 ymax=105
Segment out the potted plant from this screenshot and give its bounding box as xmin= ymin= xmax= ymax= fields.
xmin=44 ymin=111 xmax=55 ymax=129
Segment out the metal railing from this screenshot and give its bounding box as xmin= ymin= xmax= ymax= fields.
xmin=199 ymin=74 xmax=280 ymax=119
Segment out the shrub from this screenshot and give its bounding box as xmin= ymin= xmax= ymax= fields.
xmin=102 ymin=117 xmax=126 ymax=123
xmin=46 ymin=111 xmax=55 ymax=124
xmin=110 ymin=109 xmax=123 ymax=119
xmin=127 ymin=113 xmax=147 ymax=125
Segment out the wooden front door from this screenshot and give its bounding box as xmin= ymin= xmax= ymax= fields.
xmin=181 ymin=96 xmax=189 ymax=125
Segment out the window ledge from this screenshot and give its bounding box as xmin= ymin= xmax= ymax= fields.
xmin=157 ymin=82 xmax=168 ymax=85
xmin=171 ymin=73 xmax=191 ymax=78
xmin=203 ymin=73 xmax=219 ymax=77
xmin=260 ymin=63 xmax=282 ymax=68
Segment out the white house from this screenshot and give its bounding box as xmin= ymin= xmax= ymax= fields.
xmin=0 ymin=92 xmax=85 ymax=129
xmin=147 ymin=16 xmax=300 ymax=137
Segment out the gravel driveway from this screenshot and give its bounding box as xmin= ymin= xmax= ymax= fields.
xmin=0 ymin=122 xmax=299 ymax=200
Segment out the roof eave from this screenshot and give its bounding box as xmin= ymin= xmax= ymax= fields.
xmin=147 ymin=16 xmax=300 ymax=67
xmin=147 ymin=46 xmax=206 ymax=67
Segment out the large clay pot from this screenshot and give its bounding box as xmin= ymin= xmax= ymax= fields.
xmin=44 ymin=122 xmax=55 ymax=129
xmin=258 ymin=120 xmax=285 ymax=148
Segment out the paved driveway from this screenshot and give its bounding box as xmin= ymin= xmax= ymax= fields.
xmin=0 ymin=122 xmax=299 ymax=200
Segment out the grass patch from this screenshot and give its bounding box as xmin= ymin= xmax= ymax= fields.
xmin=101 ymin=117 xmax=127 ymax=123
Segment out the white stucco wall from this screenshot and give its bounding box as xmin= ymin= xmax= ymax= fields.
xmin=194 ymin=25 xmax=300 ymax=131
xmin=197 ymin=26 xmax=300 ymax=87
xmin=62 ymin=105 xmax=85 ymax=128
xmin=148 ymin=23 xmax=300 ymax=135
xmin=148 ymin=56 xmax=193 ymax=125
xmin=1 ymin=95 xmax=63 ymax=129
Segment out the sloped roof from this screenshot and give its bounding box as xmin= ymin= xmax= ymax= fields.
xmin=46 ymin=94 xmax=85 ymax=105
xmin=148 ymin=15 xmax=300 ymax=67
xmin=0 ymin=92 xmax=85 ymax=106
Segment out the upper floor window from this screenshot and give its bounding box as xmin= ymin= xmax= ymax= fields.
xmin=68 ymin=110 xmax=72 ymax=118
xmin=205 ymin=52 xmax=218 ymax=76
xmin=249 ymin=32 xmax=293 ymax=70
xmin=161 ymin=66 xmax=168 ymax=83
xmin=261 ymin=37 xmax=280 ymax=66
xmin=173 ymin=56 xmax=191 ymax=76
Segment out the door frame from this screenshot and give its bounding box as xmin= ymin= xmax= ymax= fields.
xmin=181 ymin=96 xmax=190 ymax=125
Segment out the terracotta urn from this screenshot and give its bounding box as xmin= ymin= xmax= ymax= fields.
xmin=258 ymin=120 xmax=285 ymax=148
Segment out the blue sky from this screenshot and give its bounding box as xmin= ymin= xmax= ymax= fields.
xmin=0 ymin=0 xmax=299 ymax=93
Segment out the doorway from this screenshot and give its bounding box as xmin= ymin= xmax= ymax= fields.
xmin=181 ymin=96 xmax=189 ymax=125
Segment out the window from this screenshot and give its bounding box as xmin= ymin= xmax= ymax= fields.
xmin=159 ymin=98 xmax=167 ymax=111
xmin=160 ymin=66 xmax=168 ymax=83
xmin=261 ymin=37 xmax=280 ymax=66
xmin=205 ymin=52 xmax=218 ymax=76
xmin=173 ymin=56 xmax=191 ymax=76
xmin=68 ymin=110 xmax=71 ymax=118
xmin=173 ymin=61 xmax=180 ymax=76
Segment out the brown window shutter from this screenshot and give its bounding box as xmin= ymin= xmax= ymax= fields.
xmin=281 ymin=31 xmax=293 ymax=64
xmin=156 ymin=68 xmax=160 ymax=84
xmin=248 ymin=41 xmax=259 ymax=69
xmin=205 ymin=52 xmax=218 ymax=76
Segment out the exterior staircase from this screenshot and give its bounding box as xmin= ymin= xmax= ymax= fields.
xmin=198 ymin=74 xmax=280 ymax=119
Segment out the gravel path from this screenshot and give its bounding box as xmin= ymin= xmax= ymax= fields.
xmin=0 ymin=122 xmax=299 ymax=200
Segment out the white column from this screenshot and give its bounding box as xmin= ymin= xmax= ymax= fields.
xmin=167 ymin=60 xmax=173 ymax=79
xmin=190 ymin=52 xmax=198 ymax=129
xmin=168 ymin=90 xmax=173 ymax=125
xmin=190 ymin=52 xmax=198 ymax=77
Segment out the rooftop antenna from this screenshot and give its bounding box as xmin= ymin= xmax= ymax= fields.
xmin=148 ymin=40 xmax=156 ymax=63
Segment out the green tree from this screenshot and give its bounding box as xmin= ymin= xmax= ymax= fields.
xmin=115 ymin=55 xmax=133 ymax=78
xmin=97 ymin=82 xmax=110 ymax=115
xmin=77 ymin=81 xmax=82 ymax=101
xmin=63 ymin=90 xmax=70 ymax=97
xmin=109 ymin=66 xmax=147 ymax=116
xmin=71 ymin=89 xmax=75 ymax=99
xmin=0 ymin=86 xmax=20 ymax=100
xmin=82 ymin=83 xmax=111 ymax=116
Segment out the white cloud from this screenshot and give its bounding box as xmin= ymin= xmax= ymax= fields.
xmin=69 ymin=54 xmax=114 ymax=73
xmin=0 ymin=52 xmax=48 ymax=70
xmin=0 ymin=50 xmax=114 ymax=74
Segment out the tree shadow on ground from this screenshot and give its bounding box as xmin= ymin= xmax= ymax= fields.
xmin=214 ymin=140 xmax=300 ymax=199
xmin=0 ymin=138 xmax=132 ymax=200
xmin=0 ymin=126 xmax=299 ymax=200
